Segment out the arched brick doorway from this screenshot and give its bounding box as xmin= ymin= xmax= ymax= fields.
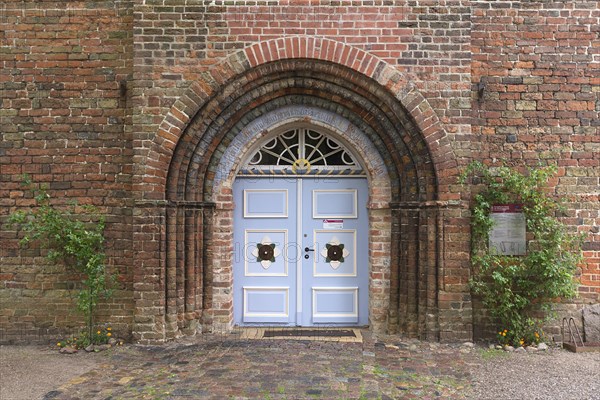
xmin=132 ymin=37 xmax=467 ymax=343
xmin=224 ymin=110 xmax=388 ymax=329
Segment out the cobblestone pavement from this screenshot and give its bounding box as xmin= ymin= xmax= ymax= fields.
xmin=45 ymin=330 xmax=475 ymax=400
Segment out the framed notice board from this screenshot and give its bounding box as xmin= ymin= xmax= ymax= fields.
xmin=489 ymin=204 xmax=526 ymax=256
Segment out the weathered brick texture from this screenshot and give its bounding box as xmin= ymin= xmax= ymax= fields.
xmin=0 ymin=1 xmax=135 ymax=342
xmin=1 ymin=1 xmax=598 ymax=343
xmin=471 ymin=0 xmax=599 ymax=337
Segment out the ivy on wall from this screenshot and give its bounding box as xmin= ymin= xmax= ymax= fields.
xmin=459 ymin=162 xmax=584 ymax=346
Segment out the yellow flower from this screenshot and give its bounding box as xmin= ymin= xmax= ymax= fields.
xmin=107 ymin=333 xmax=112 ymax=337
xmin=97 ymin=330 xmax=101 ymax=334
xmin=107 ymin=327 xmax=111 ymax=331
xmin=502 ymin=332 xmax=506 ymax=336
xmin=57 ymin=342 xmax=62 ymax=347
xmin=535 ymin=332 xmax=540 ymax=338
xmin=498 ymin=332 xmax=502 ymax=335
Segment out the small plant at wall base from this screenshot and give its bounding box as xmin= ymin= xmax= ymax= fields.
xmin=57 ymin=325 xmax=123 ymax=350
xmin=8 ymin=176 xmax=114 ymax=346
xmin=459 ymin=162 xmax=584 ymax=347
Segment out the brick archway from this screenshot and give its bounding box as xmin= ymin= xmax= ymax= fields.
xmin=132 ymin=37 xmax=466 ymax=343
xmin=213 ymin=106 xmax=391 ymax=332
xmin=137 ymin=37 xmax=455 ymax=198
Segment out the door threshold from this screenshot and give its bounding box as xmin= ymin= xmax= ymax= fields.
xmin=237 ymin=327 xmax=363 ymax=343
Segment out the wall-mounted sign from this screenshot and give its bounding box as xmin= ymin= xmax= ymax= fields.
xmin=323 ymin=219 xmax=343 ymax=229
xmin=489 ymin=204 xmax=526 ymax=256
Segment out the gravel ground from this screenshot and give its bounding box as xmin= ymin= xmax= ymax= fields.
xmin=1 ymin=341 xmax=599 ymax=399
xmin=468 ymin=346 xmax=600 ymax=400
xmin=0 ymin=345 xmax=102 ymax=400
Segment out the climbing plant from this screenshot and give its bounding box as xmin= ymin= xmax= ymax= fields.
xmin=459 ymin=162 xmax=583 ymax=346
xmin=8 ymin=176 xmax=114 ymax=345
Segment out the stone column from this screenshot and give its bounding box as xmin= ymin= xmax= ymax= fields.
xmin=388 ymin=201 xmax=468 ymax=341
xmin=166 ymin=201 xmax=215 ymax=338
xmin=133 ymin=200 xmax=214 ymax=343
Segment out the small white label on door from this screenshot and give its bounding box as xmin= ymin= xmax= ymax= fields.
xmin=323 ymin=219 xmax=343 ymax=229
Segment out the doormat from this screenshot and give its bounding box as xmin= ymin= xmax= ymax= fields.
xmin=264 ymin=329 xmax=356 ymax=338
xmin=238 ymin=328 xmax=363 ymax=343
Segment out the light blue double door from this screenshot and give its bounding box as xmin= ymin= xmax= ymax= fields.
xmin=233 ymin=177 xmax=369 ymax=326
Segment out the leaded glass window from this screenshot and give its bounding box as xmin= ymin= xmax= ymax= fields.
xmin=239 ymin=128 xmax=364 ymax=176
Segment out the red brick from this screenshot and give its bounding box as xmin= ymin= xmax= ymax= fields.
xmin=2 ymin=0 xmax=597 ymax=346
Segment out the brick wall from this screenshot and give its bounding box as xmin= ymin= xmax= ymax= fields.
xmin=1 ymin=0 xmax=598 ymax=343
xmin=129 ymin=0 xmax=473 ymax=342
xmin=0 ymin=1 xmax=134 ymax=342
xmin=131 ymin=0 xmax=472 ymax=184
xmin=471 ymin=0 xmax=600 ymax=337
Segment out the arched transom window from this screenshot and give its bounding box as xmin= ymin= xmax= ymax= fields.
xmin=239 ymin=128 xmax=364 ymax=176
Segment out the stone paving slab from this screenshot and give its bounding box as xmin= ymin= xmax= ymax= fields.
xmin=44 ymin=330 xmax=474 ymax=399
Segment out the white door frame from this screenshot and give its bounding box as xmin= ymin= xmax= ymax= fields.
xmin=233 ymin=176 xmax=369 ymax=326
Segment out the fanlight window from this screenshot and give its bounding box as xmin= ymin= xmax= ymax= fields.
xmin=239 ymin=128 xmax=364 ymax=176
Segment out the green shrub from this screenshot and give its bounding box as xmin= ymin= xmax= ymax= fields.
xmin=459 ymin=162 xmax=583 ymax=347
xmin=8 ymin=176 xmax=114 ymax=344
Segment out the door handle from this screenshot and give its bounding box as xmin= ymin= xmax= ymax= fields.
xmin=304 ymin=247 xmax=314 ymax=252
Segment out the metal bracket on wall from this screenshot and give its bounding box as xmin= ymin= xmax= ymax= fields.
xmin=477 ymin=77 xmax=486 ymax=102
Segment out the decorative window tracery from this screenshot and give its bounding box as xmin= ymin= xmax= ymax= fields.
xmin=239 ymin=128 xmax=364 ymax=176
